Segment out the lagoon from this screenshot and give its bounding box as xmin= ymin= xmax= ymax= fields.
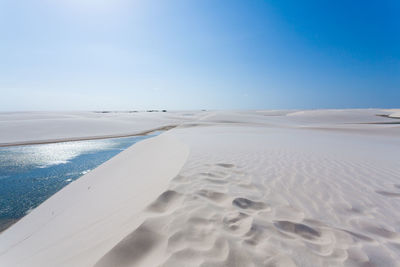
xmin=0 ymin=133 xmax=157 ymax=232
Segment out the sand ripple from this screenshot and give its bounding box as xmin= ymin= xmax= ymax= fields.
xmin=96 ymin=122 xmax=400 ymax=267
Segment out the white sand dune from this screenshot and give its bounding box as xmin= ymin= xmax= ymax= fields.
xmin=386 ymin=109 xmax=400 ymax=119
xmin=1 ymin=109 xmax=400 ymax=266
xmin=0 ymin=111 xmax=204 ymax=145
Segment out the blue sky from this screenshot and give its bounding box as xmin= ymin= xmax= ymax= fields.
xmin=0 ymin=0 xmax=399 ymax=110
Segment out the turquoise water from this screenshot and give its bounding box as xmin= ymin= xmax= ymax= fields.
xmin=0 ymin=133 xmax=158 ymax=231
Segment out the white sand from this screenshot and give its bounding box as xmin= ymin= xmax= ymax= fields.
xmin=0 ymin=111 xmax=203 ymax=145
xmin=1 ymin=109 xmax=400 ymax=266
xmin=386 ymin=109 xmax=400 ymax=119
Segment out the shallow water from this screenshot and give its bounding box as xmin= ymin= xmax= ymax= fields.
xmin=0 ymin=133 xmax=158 ymax=231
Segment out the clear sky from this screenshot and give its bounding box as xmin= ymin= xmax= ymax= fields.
xmin=0 ymin=0 xmax=399 ymax=111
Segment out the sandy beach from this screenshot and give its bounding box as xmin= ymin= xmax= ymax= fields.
xmin=0 ymin=109 xmax=400 ymax=267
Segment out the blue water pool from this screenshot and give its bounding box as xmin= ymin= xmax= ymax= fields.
xmin=0 ymin=133 xmax=158 ymax=231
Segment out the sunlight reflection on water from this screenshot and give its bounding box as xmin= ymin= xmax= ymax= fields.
xmin=0 ymin=133 xmax=159 ymax=231
xmin=0 ymin=139 xmax=122 ymax=169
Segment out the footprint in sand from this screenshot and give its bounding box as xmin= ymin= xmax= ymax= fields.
xmin=244 ymin=222 xmax=271 ymax=246
xmin=273 ymin=220 xmax=321 ymax=241
xmin=232 ymin=197 xmax=269 ymax=210
xmin=222 ymin=211 xmax=252 ymax=234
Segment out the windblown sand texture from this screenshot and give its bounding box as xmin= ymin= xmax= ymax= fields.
xmin=1 ymin=109 xmax=400 ymax=266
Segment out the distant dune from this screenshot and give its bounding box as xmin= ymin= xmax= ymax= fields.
xmin=1 ymin=109 xmax=400 ymax=266
xmin=387 ymin=109 xmax=400 ymax=118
